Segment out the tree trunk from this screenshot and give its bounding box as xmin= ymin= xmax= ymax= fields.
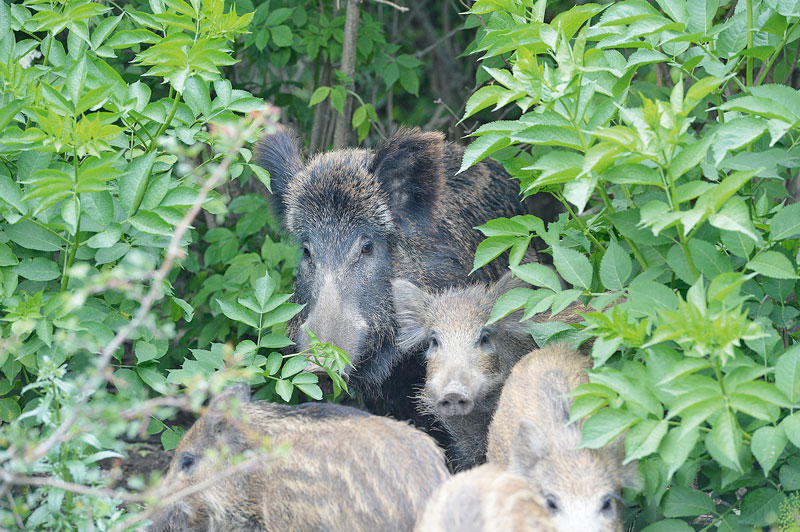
xmin=332 ymin=0 xmax=361 ymax=149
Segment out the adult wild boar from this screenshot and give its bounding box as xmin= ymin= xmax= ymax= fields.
xmin=254 ymin=128 xmax=527 ymax=424
xmin=487 ymin=343 xmax=639 ymax=532
xmin=146 ymin=383 xmax=449 ymax=532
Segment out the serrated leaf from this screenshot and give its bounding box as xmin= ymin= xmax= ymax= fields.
xmin=746 ymin=250 xmax=798 ymax=279
xmin=662 ymin=486 xmax=714 ymax=517
xmin=751 ymin=425 xmax=787 ymax=475
xmin=217 ymin=299 xmax=259 ymax=328
xmin=770 ymin=202 xmax=800 ymax=241
xmin=553 ymin=245 xmax=592 ymax=290
xmin=511 ymin=263 xmax=562 ymax=292
xmin=600 ymin=241 xmax=632 ymax=290
xmin=776 ymin=345 xmax=800 ymax=404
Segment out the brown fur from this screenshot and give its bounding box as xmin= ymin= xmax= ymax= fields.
xmin=414 ymin=463 xmax=556 ymax=532
xmin=146 ymin=385 xmax=449 ymax=532
xmin=487 ymin=344 xmax=638 ymax=532
xmin=393 ymin=273 xmax=537 ymax=469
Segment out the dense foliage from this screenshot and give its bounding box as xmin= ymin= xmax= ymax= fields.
xmin=464 ymin=0 xmax=800 ymax=529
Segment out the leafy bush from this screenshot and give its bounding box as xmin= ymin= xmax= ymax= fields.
xmin=463 ymin=0 xmax=800 ymax=529
xmin=0 ymin=0 xmax=348 ymax=529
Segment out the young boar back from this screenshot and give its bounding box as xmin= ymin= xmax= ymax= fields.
xmin=414 ymin=463 xmax=555 ymax=532
xmin=254 ymin=128 xmax=527 ymax=425
xmin=487 ymin=344 xmax=639 ymax=532
xmin=392 ymin=273 xmax=536 ymax=469
xmin=146 ymin=384 xmax=449 ymax=532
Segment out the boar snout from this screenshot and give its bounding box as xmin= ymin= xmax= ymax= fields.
xmin=436 ymin=382 xmax=474 ymax=416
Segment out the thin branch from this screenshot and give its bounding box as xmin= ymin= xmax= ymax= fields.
xmin=333 ymin=0 xmax=362 ymax=148
xmin=372 ymin=0 xmax=408 ymax=11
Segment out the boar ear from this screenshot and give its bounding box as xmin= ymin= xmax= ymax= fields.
xmin=369 ymin=128 xmax=445 ymax=228
xmin=609 ymin=435 xmax=643 ymax=491
xmin=206 ymin=382 xmax=251 ymax=430
xmin=510 ymin=417 xmax=548 ymax=474
xmin=392 ymin=279 xmax=431 ymax=352
xmin=254 ymin=130 xmax=303 ymax=221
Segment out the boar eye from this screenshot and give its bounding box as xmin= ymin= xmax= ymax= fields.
xmin=600 ymin=496 xmax=614 ymax=513
xmin=428 ymin=335 xmax=438 ymax=349
xmin=302 ymin=245 xmax=311 ymax=258
xmin=545 ymin=494 xmax=559 ymax=514
xmin=361 ymin=241 xmax=373 ymax=254
xmin=178 ymin=452 xmax=196 ymax=472
xmin=479 ymin=331 xmax=491 ymax=346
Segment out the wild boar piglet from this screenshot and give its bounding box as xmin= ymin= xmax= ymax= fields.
xmin=487 ymin=343 xmax=639 ymax=532
xmin=414 ymin=463 xmax=556 ymax=532
xmin=146 ymin=383 xmax=449 ymax=532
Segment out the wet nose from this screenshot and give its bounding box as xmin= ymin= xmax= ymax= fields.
xmin=436 ymin=391 xmax=474 ymax=416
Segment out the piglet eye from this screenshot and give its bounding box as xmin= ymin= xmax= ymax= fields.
xmin=361 ymin=241 xmax=373 ymax=254
xmin=302 ymin=245 xmax=311 ymax=258
xmin=429 ymin=336 xmax=438 ymax=349
xmin=545 ymin=495 xmax=559 ymax=514
xmin=480 ymin=332 xmax=491 ymax=346
xmin=601 ymin=495 xmax=614 ymax=513
xmin=178 ymin=452 xmax=195 ymax=472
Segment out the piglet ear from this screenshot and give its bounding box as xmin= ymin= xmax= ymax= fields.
xmin=253 ymin=130 xmax=304 ymax=221
xmin=510 ymin=417 xmax=548 ymax=475
xmin=205 ymin=382 xmax=251 ymax=431
xmin=392 ymin=279 xmax=431 ymax=352
xmin=369 ymin=128 xmax=445 ymax=229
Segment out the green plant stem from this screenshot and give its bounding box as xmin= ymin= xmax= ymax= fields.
xmin=755 ymin=21 xmax=800 ymax=86
xmin=679 ymin=237 xmax=700 ymax=280
xmin=554 ymin=192 xmax=605 ymax=251
xmin=597 ymin=188 xmax=649 ymax=270
xmin=61 ymin=197 xmax=82 ymax=292
xmin=147 ymin=89 xmax=180 ymax=154
xmin=746 ymin=0 xmax=754 ymax=86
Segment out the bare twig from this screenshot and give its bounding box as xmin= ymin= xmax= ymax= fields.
xmin=332 ymin=0 xmax=362 ymax=148
xmin=372 ymin=0 xmax=408 ymax=11
xmin=28 ymin=116 xmax=266 ymax=463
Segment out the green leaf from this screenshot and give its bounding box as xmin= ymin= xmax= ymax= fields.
xmin=274 ymin=378 xmax=294 ymax=402
xmin=709 ymin=197 xmax=759 ymax=243
xmin=487 ymin=287 xmax=534 ymax=324
xmin=119 ymin=152 xmax=157 ymax=216
xmin=580 ymin=408 xmax=638 ymax=448
xmin=751 ymin=425 xmax=787 ymax=475
xmin=669 ymin=135 xmax=712 ymax=182
xmin=770 ymin=202 xmax=800 ymax=241
xmin=599 ymin=241 xmax=632 ymax=290
xmin=281 ymin=356 xmax=308 ymax=378
xmin=260 ymin=334 xmax=294 ymax=349
xmin=463 ymin=85 xmax=508 ymax=118
xmin=135 ymin=341 xmax=159 ymax=364
xmin=662 ymin=486 xmax=715 ymax=518
xmin=330 ymin=85 xmax=346 ymax=115
xmin=686 ymin=0 xmax=719 ymax=34
xmin=746 ymin=250 xmax=798 ymax=279
xmin=739 ymin=488 xmax=786 ymax=526
xmin=270 ymin=25 xmax=293 ymax=47
xmin=511 ymin=263 xmax=562 ymax=292
xmin=129 ymin=210 xmax=173 ymax=236
xmin=711 ymin=409 xmax=742 ymax=471
xmin=309 ymin=86 xmax=330 ymax=106
xmin=265 ymin=351 xmax=282 ymax=375
xmin=776 ymin=345 xmax=800 ymax=404
xmin=161 ymin=428 xmax=182 ymax=451
xmin=712 ymin=117 xmax=767 ymax=165
xmin=183 ymin=76 xmax=211 ymax=117
xmin=85 ymin=225 xmax=122 ymax=249
xmin=659 ymin=427 xmax=699 ymax=480
xmin=14 ymin=257 xmax=60 ymax=281
xmin=552 ymin=245 xmax=592 ymax=290
xmin=261 ymin=303 xmax=304 ymax=328
xmin=625 ymin=418 xmax=668 ymax=462
xmin=476 ymin=217 xmax=532 ymax=237
xmin=253 ymin=272 xmax=278 ymax=313
xmin=217 ymin=299 xmax=259 ymax=328
xmin=5 ymin=221 xmax=62 ymax=252
xmin=472 ymin=236 xmax=516 ymax=273
xmin=0 ymin=243 xmax=18 ymax=267
xmin=295 ymin=383 xmax=323 ymax=400
xmin=641 ymin=520 xmax=694 ymax=532
xmin=459 ymin=133 xmax=511 ymax=173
